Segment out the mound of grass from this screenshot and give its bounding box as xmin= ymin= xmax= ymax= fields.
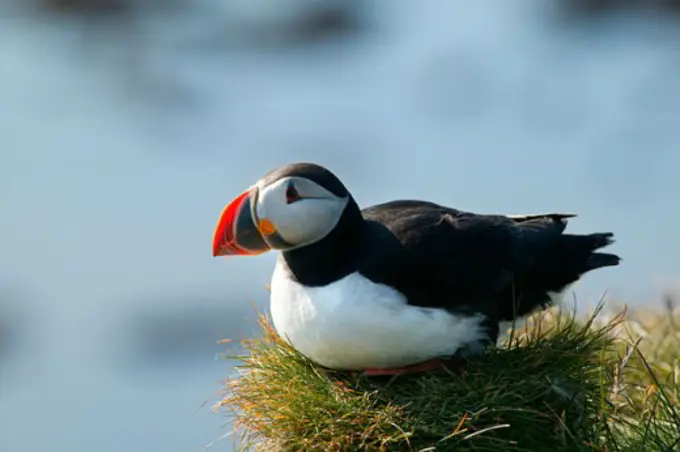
xmin=215 ymin=301 xmax=680 ymax=451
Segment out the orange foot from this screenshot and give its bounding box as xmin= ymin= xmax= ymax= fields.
xmin=362 ymin=357 xmax=464 ymax=377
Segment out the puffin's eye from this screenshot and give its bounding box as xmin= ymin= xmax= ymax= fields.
xmin=285 ymin=182 xmax=301 ymax=204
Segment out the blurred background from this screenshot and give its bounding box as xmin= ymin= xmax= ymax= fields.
xmin=1 ymin=0 xmax=680 ymax=450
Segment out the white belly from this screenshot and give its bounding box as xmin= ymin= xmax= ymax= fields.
xmin=269 ymin=263 xmax=487 ymax=370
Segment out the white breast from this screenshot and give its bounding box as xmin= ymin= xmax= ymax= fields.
xmin=269 ymin=263 xmax=487 ymax=370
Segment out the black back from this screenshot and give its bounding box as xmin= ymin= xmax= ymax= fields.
xmin=354 ymin=201 xmax=619 ymax=323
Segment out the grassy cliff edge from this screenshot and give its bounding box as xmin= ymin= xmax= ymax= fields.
xmin=216 ymin=300 xmax=680 ymax=451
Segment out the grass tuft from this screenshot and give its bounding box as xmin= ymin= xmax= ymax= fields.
xmin=215 ymin=300 xmax=680 ymax=451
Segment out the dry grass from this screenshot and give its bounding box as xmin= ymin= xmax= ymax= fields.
xmin=215 ymin=299 xmax=680 ymax=451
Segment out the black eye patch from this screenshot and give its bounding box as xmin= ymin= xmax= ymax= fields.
xmin=285 ymin=182 xmax=301 ymax=204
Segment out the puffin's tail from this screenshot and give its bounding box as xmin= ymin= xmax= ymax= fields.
xmin=535 ymin=231 xmax=621 ymax=292
xmin=565 ymin=232 xmax=621 ymax=272
xmin=509 ymin=213 xmax=620 ymax=274
xmin=499 ymin=231 xmax=620 ymax=321
xmin=583 ymin=234 xmax=621 ymax=271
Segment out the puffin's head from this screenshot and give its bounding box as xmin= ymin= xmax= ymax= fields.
xmin=212 ymin=163 xmax=352 ymax=257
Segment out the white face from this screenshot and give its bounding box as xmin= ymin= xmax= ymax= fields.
xmin=254 ymin=176 xmax=350 ymax=250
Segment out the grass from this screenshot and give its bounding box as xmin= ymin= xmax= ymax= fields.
xmin=215 ymin=298 xmax=680 ymax=451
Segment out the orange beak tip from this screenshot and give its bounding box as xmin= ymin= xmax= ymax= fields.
xmin=212 ymin=191 xmax=249 ymax=257
xmin=212 ymin=189 xmax=271 ymax=257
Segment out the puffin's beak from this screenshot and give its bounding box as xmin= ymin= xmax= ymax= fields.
xmin=212 ymin=188 xmax=271 ymax=257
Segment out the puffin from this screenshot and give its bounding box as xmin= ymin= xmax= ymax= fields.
xmin=212 ymin=162 xmax=620 ymax=376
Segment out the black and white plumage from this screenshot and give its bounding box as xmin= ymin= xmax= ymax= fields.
xmin=212 ymin=163 xmax=620 ymax=374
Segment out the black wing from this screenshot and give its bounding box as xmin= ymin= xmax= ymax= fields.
xmin=357 ymin=200 xmax=573 ymax=315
